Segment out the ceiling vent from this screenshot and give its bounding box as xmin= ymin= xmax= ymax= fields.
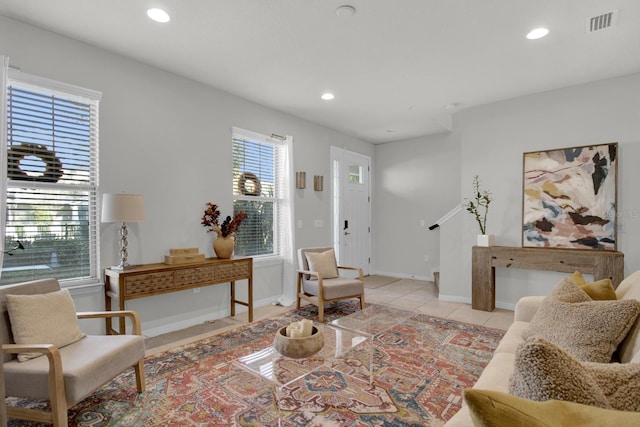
xmin=587 ymin=10 xmax=618 ymax=32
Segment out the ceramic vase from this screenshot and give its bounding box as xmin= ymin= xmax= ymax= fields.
xmin=214 ymin=235 xmax=235 ymax=259
xmin=477 ymin=234 xmax=495 ymax=247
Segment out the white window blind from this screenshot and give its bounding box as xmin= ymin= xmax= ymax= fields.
xmin=1 ymin=72 xmax=101 ymax=286
xmin=232 ymin=128 xmax=285 ymax=257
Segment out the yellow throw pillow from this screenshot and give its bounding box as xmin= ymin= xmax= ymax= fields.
xmin=570 ymin=271 xmax=617 ymax=300
xmin=6 ymin=288 xmax=86 ymax=362
xmin=305 ymin=249 xmax=339 ymax=280
xmin=464 ymin=389 xmax=640 ymax=427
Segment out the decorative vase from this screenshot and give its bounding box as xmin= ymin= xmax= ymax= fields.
xmin=213 ymin=235 xmax=235 ymax=259
xmin=477 ymin=234 xmax=495 ymax=247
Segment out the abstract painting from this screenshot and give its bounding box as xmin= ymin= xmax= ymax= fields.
xmin=522 ymin=143 xmax=617 ymax=250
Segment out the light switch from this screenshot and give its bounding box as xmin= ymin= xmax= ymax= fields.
xmin=297 ymin=219 xmax=303 ymax=229
xmin=314 ymin=219 xmax=323 ymax=228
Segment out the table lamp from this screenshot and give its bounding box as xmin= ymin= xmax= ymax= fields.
xmin=101 ymin=193 xmax=146 ymax=270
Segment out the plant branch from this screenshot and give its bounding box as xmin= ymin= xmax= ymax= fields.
xmin=464 ymin=176 xmax=492 ymax=235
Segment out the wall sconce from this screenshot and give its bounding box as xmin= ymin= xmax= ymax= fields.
xmin=296 ymin=171 xmax=306 ymax=189
xmin=314 ymin=175 xmax=324 ymax=192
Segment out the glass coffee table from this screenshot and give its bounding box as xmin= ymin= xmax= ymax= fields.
xmin=234 ymin=323 xmax=371 ymax=389
xmin=328 ymin=303 xmax=415 ymax=338
xmin=233 ymin=305 xmax=416 ymax=423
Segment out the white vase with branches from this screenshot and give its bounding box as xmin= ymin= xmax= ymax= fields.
xmin=465 ymin=175 xmax=494 ymax=246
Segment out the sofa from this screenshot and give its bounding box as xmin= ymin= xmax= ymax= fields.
xmin=445 ymin=270 xmax=640 ymax=426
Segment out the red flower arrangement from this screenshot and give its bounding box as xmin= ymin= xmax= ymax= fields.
xmin=201 ymin=202 xmax=248 ymax=237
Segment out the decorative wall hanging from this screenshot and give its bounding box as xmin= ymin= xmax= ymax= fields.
xmin=7 ymin=143 xmax=63 ymax=183
xmin=522 ymin=142 xmax=617 ymax=251
xmin=237 ymin=172 xmax=261 ymax=196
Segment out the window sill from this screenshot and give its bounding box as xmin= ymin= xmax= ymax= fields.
xmin=252 ymin=255 xmax=283 ymax=268
xmin=61 ymin=279 xmax=104 ymax=295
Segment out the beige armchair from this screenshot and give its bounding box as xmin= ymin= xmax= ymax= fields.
xmin=297 ymin=247 xmax=365 ymax=322
xmin=1 ymin=278 xmax=145 ymax=427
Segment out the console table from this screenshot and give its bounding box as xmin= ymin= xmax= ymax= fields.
xmin=104 ymin=257 xmax=253 ymax=334
xmin=472 ymin=246 xmax=624 ymax=311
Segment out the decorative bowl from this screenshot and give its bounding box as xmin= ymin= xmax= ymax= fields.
xmin=273 ymin=325 xmax=324 ymax=359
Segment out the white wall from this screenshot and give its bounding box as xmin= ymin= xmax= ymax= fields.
xmin=0 ymin=15 xmax=374 ymax=335
xmin=440 ymin=72 xmax=640 ymax=309
xmin=372 ymin=132 xmax=461 ymax=280
xmin=3 ymin=14 xmax=640 ymax=329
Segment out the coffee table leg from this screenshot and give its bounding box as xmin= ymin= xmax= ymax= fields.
xmin=274 ymin=384 xmax=284 ymax=426
xmin=368 ymin=335 xmax=374 ymax=384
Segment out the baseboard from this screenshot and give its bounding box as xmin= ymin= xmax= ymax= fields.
xmin=438 ymin=294 xmax=471 ymax=304
xmin=495 ymin=301 xmax=516 ymax=311
xmin=142 ymin=295 xmax=275 ymax=337
xmin=372 ymin=270 xmax=433 ymax=282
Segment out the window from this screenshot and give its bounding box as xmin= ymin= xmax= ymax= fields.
xmin=1 ymin=72 xmax=101 ymax=286
xmin=232 ymin=128 xmax=286 ymax=258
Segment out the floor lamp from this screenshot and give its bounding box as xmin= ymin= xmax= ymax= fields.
xmin=101 ymin=193 xmax=146 ymax=270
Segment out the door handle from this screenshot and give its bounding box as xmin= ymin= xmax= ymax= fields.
xmin=344 ymin=231 xmax=351 ymax=235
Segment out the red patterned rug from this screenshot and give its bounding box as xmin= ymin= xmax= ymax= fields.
xmin=7 ymin=302 xmax=505 ymax=426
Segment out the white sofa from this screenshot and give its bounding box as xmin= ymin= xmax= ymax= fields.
xmin=445 ymin=270 xmax=640 ymax=426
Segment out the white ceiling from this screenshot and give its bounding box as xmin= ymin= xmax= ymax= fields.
xmin=1 ymin=0 xmax=639 ymax=143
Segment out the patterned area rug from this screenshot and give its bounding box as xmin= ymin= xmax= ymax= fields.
xmin=7 ymin=302 xmax=505 ymax=426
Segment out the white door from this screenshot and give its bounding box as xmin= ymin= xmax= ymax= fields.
xmin=331 ymin=147 xmax=371 ymax=275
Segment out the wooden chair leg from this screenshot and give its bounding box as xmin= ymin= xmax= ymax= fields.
xmin=317 ymin=300 xmax=325 ymax=323
xmin=134 ymin=360 xmax=145 ymax=392
xmin=359 ymin=294 xmax=365 ymax=310
xmin=51 ymin=405 xmax=69 ymax=427
xmin=296 ymin=274 xmax=303 ymax=309
xmin=47 ymin=349 xmax=68 ymax=427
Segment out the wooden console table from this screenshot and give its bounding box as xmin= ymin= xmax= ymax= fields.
xmin=472 ymin=246 xmax=624 ymax=312
xmin=104 ymin=257 xmax=253 ymax=334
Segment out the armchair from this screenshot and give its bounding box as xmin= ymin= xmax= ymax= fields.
xmin=296 ymin=247 xmax=365 ymax=322
xmin=1 ymin=278 xmax=145 ymax=427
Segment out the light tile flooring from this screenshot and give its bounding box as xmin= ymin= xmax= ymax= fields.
xmin=365 ymin=278 xmax=514 ymax=331
xmin=145 ymin=276 xmax=513 ymax=354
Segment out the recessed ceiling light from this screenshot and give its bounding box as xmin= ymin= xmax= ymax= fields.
xmin=147 ymin=8 xmax=170 ymax=23
xmin=526 ymin=27 xmax=549 ymax=40
xmin=321 ymin=93 xmax=335 ymax=101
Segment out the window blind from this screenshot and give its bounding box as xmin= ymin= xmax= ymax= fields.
xmin=2 ymin=74 xmax=100 ymax=286
xmin=232 ymin=129 xmax=285 ymax=257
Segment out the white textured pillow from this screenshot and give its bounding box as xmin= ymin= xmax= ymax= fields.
xmin=305 ymin=249 xmax=339 ymax=280
xmin=6 ymin=288 xmax=86 ymax=362
xmin=523 ymin=278 xmax=640 ymax=363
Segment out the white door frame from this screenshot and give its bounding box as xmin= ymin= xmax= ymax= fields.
xmin=330 ymin=146 xmax=371 ymax=276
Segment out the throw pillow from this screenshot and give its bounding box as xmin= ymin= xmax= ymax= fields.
xmin=464 ymin=389 xmax=640 ymax=427
xmin=6 ymin=288 xmax=86 ymax=362
xmin=570 ymin=271 xmax=617 ymax=300
xmin=509 ymin=336 xmax=611 ymax=409
xmin=584 ymin=361 xmax=640 ymax=412
xmin=523 ymin=277 xmax=640 ymax=362
xmin=305 ymin=249 xmax=339 ymax=280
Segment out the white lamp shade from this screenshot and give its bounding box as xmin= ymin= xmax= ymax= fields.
xmin=101 ymin=193 xmax=146 ymax=223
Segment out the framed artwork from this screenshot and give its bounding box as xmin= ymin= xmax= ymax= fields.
xmin=522 ymin=142 xmax=618 ymax=250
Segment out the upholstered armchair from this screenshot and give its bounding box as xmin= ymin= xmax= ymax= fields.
xmin=296 ymin=247 xmax=365 ymax=322
xmin=1 ymin=278 xmax=145 ymax=427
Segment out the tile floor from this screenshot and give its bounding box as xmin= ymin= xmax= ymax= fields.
xmin=146 ymin=276 xmax=513 ymax=354
xmin=364 ymin=278 xmax=514 ymax=331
